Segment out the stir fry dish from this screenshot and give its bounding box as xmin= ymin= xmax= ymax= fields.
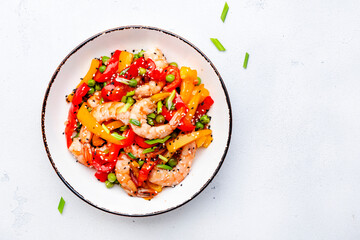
xmin=65 ymin=48 xmax=214 ymax=199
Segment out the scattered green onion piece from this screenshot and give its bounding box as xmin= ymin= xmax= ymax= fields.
xmin=119 ymin=67 xmax=129 ymax=76
xmin=111 ymin=132 xmax=126 ymax=140
xmin=103 ymin=149 xmax=109 ymax=154
xmin=138 ymin=50 xmax=145 ymax=57
xmin=210 ymin=38 xmax=226 ymax=51
xmin=221 ymin=2 xmax=229 ymax=23
xmin=157 ymin=101 xmax=163 ymax=114
xmin=138 ymin=160 xmax=145 ymax=167
xmin=156 ymin=164 xmax=173 ymax=170
xmin=102 ymin=124 xmax=110 ymax=134
xmin=87 ymin=107 xmax=93 ymax=112
xmin=99 ymin=98 xmax=104 ymax=104
xmin=144 ymin=135 xmax=171 ymax=145
xmin=72 ymin=132 xmax=80 ymax=139
xmin=58 ymin=197 xmax=65 ymax=214
xmin=128 ymin=78 xmax=138 ymax=87
xmin=147 ymin=118 xmax=155 ymax=126
xmin=95 ymin=84 xmax=102 ymax=91
xmin=121 ymin=96 xmax=127 ymax=103
xmin=143 ymin=147 xmax=157 ymax=154
xmin=119 ymin=125 xmax=129 ymax=132
xmin=147 ymin=113 xmax=156 ymax=119
xmin=120 ymin=97 xmax=135 ymax=113
xmin=130 ymin=119 xmax=141 ymax=127
xmin=107 ymin=173 xmax=117 ymax=183
xmin=166 ymin=90 xmax=176 ymax=110
xmin=243 ymin=52 xmax=249 ymax=69
xmin=158 ymin=154 xmax=168 ymax=162
xmin=126 ymin=91 xmax=135 ymax=97
xmin=127 ymin=152 xmax=137 ymax=159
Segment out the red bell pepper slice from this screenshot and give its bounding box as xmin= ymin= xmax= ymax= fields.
xmin=72 ymin=83 xmax=90 ymax=105
xmin=65 ymin=103 xmax=79 ymax=148
xmin=145 ymin=58 xmax=163 ymax=81
xmin=134 ymin=135 xmax=156 ymax=149
xmin=93 ymin=61 xmax=103 ymax=82
xmin=137 ymin=160 xmax=159 ymax=186
xmin=95 ymin=50 xmax=121 ymax=82
xmin=122 ymin=57 xmax=147 ymax=79
xmin=162 ymin=107 xmax=195 ymax=132
xmin=194 ymin=96 xmax=214 ymax=121
xmin=163 ymin=66 xmax=181 ymax=92
xmin=116 ymin=128 xmax=135 ymax=148
xmin=94 ymin=171 xmax=108 ymax=182
xmin=173 ymin=93 xmax=188 ymax=110
xmin=101 ymin=82 xmax=131 ymax=102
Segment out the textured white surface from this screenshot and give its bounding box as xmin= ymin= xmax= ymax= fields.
xmin=1 ymin=0 xmax=360 ymax=239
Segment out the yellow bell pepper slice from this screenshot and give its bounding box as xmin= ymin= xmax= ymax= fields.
xmin=147 ymin=181 xmax=163 ymax=193
xmin=118 ymin=51 xmax=134 ymax=72
xmin=77 ymin=104 xmax=125 ymax=145
xmin=195 ymin=135 xmax=208 ymax=148
xmin=192 ymin=84 xmax=210 ymax=103
xmin=185 ymin=93 xmax=201 ymax=121
xmin=105 ymin=120 xmax=124 ymax=131
xmin=150 ymin=92 xmax=171 ymax=102
xmin=166 ymin=129 xmax=212 ymax=152
xmin=67 ymin=59 xmax=100 ymax=102
xmin=203 ymin=135 xmax=213 ymax=148
xmin=180 ymin=67 xmax=197 ymax=104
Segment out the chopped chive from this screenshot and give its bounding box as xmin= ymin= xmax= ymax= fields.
xmin=221 ymin=2 xmax=229 ymax=22
xmin=138 ymin=160 xmax=145 ymax=167
xmin=144 ymin=135 xmax=171 ymax=145
xmin=166 ymin=90 xmax=176 ymax=110
xmin=126 ymin=91 xmax=135 ymax=97
xmin=210 ymin=38 xmax=226 ymax=51
xmin=111 ymin=132 xmax=126 ymax=140
xmin=119 ymin=67 xmax=129 ymax=76
xmin=157 ymin=101 xmax=163 ymax=114
xmin=156 ymin=164 xmax=172 ymax=170
xmin=130 ymin=119 xmax=141 ymax=127
xmin=72 ymin=132 xmax=80 ymax=139
xmin=100 ymin=97 xmax=104 ymax=104
xmin=243 ymin=52 xmax=250 ymax=69
xmin=121 ymin=96 xmax=127 ymax=103
xmin=103 ymin=149 xmax=109 ymax=154
xmin=102 ymin=124 xmax=110 ymax=134
xmin=147 ymin=113 xmax=156 ymax=119
xmin=143 ymin=147 xmax=157 ymax=154
xmin=127 ymin=152 xmax=137 ymax=159
xmin=58 ymin=197 xmax=65 ymax=214
xmin=158 ymin=154 xmax=168 ymax=162
xmin=119 ymin=125 xmax=129 ymax=131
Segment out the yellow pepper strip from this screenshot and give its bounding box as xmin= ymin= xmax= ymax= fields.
xmin=180 ymin=67 xmax=197 ymax=104
xmin=147 ymin=181 xmax=163 ymax=193
xmin=185 ymin=93 xmax=201 ymax=122
xmin=195 ymin=135 xmax=207 ymax=148
xmin=92 ymin=135 xmax=105 ymax=147
xmin=77 ymin=104 xmax=125 ymax=145
xmin=192 ymin=84 xmax=210 ymax=103
xmin=150 ymin=92 xmax=171 ymax=102
xmin=203 ymin=135 xmax=213 ymax=148
xmin=166 ymin=129 xmax=212 ymax=152
xmin=106 ymin=120 xmax=124 ymax=131
xmin=67 ymin=59 xmax=100 ymax=102
xmin=118 ymin=51 xmax=134 ymax=72
xmin=163 ymin=150 xmax=175 ymax=160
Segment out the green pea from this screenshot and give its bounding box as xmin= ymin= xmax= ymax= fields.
xmin=196 ymin=77 xmax=202 ymax=86
xmin=138 ymin=160 xmax=145 ymax=168
xmin=102 ymin=56 xmax=110 ymax=65
xmin=129 ymin=78 xmax=138 ymax=87
xmin=155 ymin=114 xmax=165 ymax=124
xmin=199 ymin=115 xmax=210 ymax=125
xmin=138 ymin=67 xmax=146 ymax=76
xmin=147 ymin=113 xmax=156 ymax=119
xmin=147 ymin=118 xmax=155 ymax=126
xmin=99 ymin=65 xmax=106 ymax=73
xmin=121 ymin=96 xmax=127 ymax=103
xmin=166 ymin=74 xmax=175 ymax=83
xmin=127 ymin=97 xmax=135 ymax=105
xmin=105 ymin=180 xmax=114 ymax=188
xmin=88 ymin=87 xmax=95 ymax=95
xmin=169 ymin=62 xmax=178 ymax=68
xmin=87 ymin=79 xmax=96 ymax=87
xmin=119 ymin=125 xmax=129 ymax=131
xmin=168 ymin=158 xmax=178 ymax=168
xmin=107 ymin=173 xmax=117 ymax=183
xmin=95 ymin=83 xmax=102 ymax=91
xmin=195 ymin=121 xmax=204 ymax=130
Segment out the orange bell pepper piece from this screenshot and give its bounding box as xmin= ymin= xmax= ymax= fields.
xmin=180 ymin=67 xmax=197 ymax=104
xmin=118 ymin=51 xmax=134 ymax=72
xmin=195 ymin=135 xmax=208 ymax=148
xmin=203 ymin=134 xmax=213 ymax=148
xmin=166 ymin=129 xmax=212 ymax=152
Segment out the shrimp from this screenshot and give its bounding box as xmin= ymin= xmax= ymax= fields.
xmin=115 ymin=153 xmax=157 ymax=197
xmin=148 ymin=141 xmax=196 ymax=187
xmin=134 ymin=80 xmax=165 ymax=99
xmin=68 ymin=137 xmax=93 ymax=167
xmin=144 ymin=48 xmax=168 ymax=70
xmin=124 ymin=143 xmax=166 ymax=160
xmin=130 ymin=98 xmax=185 ymax=139
xmin=87 ymin=91 xmax=102 ymax=108
xmin=91 ymin=102 xmax=131 ymax=125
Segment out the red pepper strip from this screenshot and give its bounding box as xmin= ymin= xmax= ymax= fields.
xmin=116 ymin=128 xmax=135 ymax=148
xmin=137 ymin=160 xmax=159 ymax=186
xmin=134 ymin=135 xmax=156 ymax=149
xmin=72 ymin=83 xmax=90 ymax=105
xmin=145 ymin=58 xmax=163 ymax=81
xmin=122 ymin=57 xmax=147 ymax=79
xmin=65 ymin=104 xmax=79 ymax=148
xmin=92 ymin=143 xmax=122 ymax=182
xmin=194 ymin=96 xmax=214 ymax=121
xmin=96 ymin=50 xmax=121 ymax=82
xmin=94 ymin=171 xmax=108 ymax=182
xmin=173 ymin=93 xmax=188 ymax=111
xmin=162 ymin=107 xmax=195 ymax=132
xmin=163 ymin=66 xmax=181 ymax=92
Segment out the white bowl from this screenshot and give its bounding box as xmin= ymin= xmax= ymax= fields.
xmin=41 ymin=26 xmax=232 ymax=216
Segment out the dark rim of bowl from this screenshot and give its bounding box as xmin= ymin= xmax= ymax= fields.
xmin=41 ymin=25 xmax=232 ymax=217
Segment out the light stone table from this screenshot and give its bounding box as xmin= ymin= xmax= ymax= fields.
xmin=1 ymin=0 xmax=360 ymax=239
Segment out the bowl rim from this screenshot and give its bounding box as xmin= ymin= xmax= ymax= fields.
xmin=41 ymin=25 xmax=232 ymax=217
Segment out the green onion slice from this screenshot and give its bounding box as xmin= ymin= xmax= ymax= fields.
xmin=138 ymin=160 xmax=145 ymax=167
xmin=127 ymin=152 xmax=137 ymax=159
xmin=166 ymin=90 xmax=176 ymax=110
xmin=157 ymin=101 xmax=163 ymax=114
xmin=130 ymin=119 xmax=141 ymax=127
xmin=119 ymin=67 xmax=129 ymax=76
xmin=147 ymin=113 xmax=156 ymax=119
xmin=143 ymin=147 xmax=157 ymax=154
xmin=210 ymin=38 xmax=226 ymax=51
xmin=100 ymin=98 xmax=104 ymax=104
xmin=243 ymin=52 xmax=250 ymax=69
xmin=144 ymin=135 xmax=171 ymax=145
xmin=111 ymin=132 xmax=126 ymax=141
xmin=104 ymin=149 xmax=109 ymax=154
xmin=221 ymin=2 xmax=229 ymax=22
xmin=58 ymin=197 xmax=65 ymax=214
xmin=158 ymin=154 xmax=168 ymax=162
xmin=102 ymin=124 xmax=110 ymax=134
xmin=156 ymin=164 xmax=173 ymax=170
xmin=126 ymin=91 xmax=135 ymax=97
